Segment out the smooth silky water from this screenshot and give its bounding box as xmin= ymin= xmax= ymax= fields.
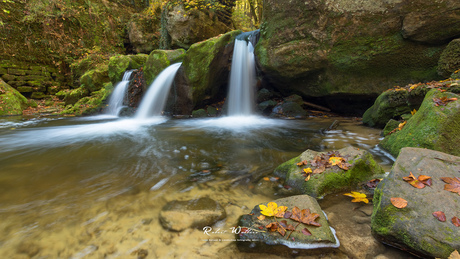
xmin=0 ymin=115 xmax=415 ymax=258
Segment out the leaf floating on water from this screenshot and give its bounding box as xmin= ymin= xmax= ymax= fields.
xmin=432 ymin=211 xmax=446 ymax=222
xmin=343 ymin=191 xmax=369 ymax=204
xmin=390 ymin=197 xmax=407 ymax=209
xmin=452 ymin=217 xmax=460 ymax=227
xmin=441 ymin=177 xmax=460 ymax=195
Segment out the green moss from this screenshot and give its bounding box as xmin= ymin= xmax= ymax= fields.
xmin=143 ymin=49 xmax=185 ymax=86
xmin=80 ymin=64 xmax=110 ymax=93
xmin=379 ymin=89 xmax=460 ymax=157
xmin=0 ymin=79 xmax=28 ymax=116
xmin=62 ymin=82 xmax=112 ymax=116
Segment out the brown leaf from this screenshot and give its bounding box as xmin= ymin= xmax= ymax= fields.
xmin=279 ymin=220 xmax=296 ymax=231
xmin=301 ymin=228 xmax=312 ymax=236
xmin=390 ymin=197 xmax=408 ymax=208
xmin=338 ymin=162 xmax=351 ymax=170
xmin=441 ymin=177 xmax=460 ymax=195
xmin=300 ymin=209 xmax=321 ymax=227
xmin=283 ymin=211 xmax=292 ymax=219
xmin=418 ymin=175 xmax=432 ymax=187
xmin=366 ymin=178 xmax=382 ymax=188
xmin=290 ymin=206 xmax=303 ymax=222
xmin=313 ymin=166 xmax=326 ymax=174
xmin=265 ymin=222 xmax=278 ymax=231
xmin=277 ymin=225 xmax=286 ymax=236
xmin=432 ymin=211 xmax=446 ymax=222
xmin=452 ymin=217 xmax=460 ymax=227
xmin=403 ymin=172 xmax=426 ymax=189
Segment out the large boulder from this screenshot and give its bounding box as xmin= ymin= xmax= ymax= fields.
xmin=273 ymin=146 xmax=384 ymax=198
xmin=371 ymin=147 xmax=460 ymax=258
xmin=143 ymin=49 xmax=185 ymax=86
xmin=171 ymin=30 xmax=241 ymax=114
xmin=237 ymin=195 xmax=339 ymax=255
xmin=438 ymin=38 xmax=460 ymax=78
xmin=126 ymin=13 xmax=160 ymax=54
xmin=162 ymin=3 xmax=231 ymax=49
xmin=379 ymin=88 xmax=460 ymax=157
xmin=0 ymin=79 xmax=29 ymax=116
xmin=108 ymin=54 xmax=148 ymax=84
xmin=62 ymin=82 xmax=113 ymax=116
xmin=256 ymin=0 xmax=460 ymax=114
xmin=80 ymin=64 xmax=110 ymax=93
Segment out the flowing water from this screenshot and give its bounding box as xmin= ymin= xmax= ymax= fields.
xmin=105 ymin=70 xmax=135 ymax=116
xmin=227 ymin=39 xmax=256 ymax=116
xmin=0 ymin=115 xmax=415 ymax=258
xmin=135 ymin=63 xmax=182 ymax=119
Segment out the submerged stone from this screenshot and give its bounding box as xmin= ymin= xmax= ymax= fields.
xmin=274 ymin=146 xmax=384 ymax=198
xmin=379 ymin=89 xmax=460 ymax=157
xmin=371 ymin=147 xmax=460 ymax=258
xmin=236 ymin=195 xmax=339 ymax=255
xmin=159 ymin=197 xmax=226 ymax=232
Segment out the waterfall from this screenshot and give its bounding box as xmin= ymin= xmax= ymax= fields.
xmin=105 ymin=70 xmax=135 ymax=116
xmin=135 ymin=63 xmax=182 ymax=118
xmin=227 ymin=37 xmax=257 ymax=116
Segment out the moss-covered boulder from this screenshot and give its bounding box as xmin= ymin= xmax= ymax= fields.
xmin=80 ymin=64 xmax=110 ymax=93
xmin=237 ymin=195 xmax=339 ymax=255
xmin=0 ymin=79 xmax=28 ymax=116
xmin=108 ymin=54 xmax=148 ymax=84
xmin=438 ymin=38 xmax=460 ymax=78
xmin=62 ymin=87 xmax=90 ymax=106
xmin=256 ymin=0 xmax=458 ymax=114
xmin=274 ymin=146 xmax=384 ymax=198
xmin=371 ymin=147 xmax=460 ymax=258
xmin=126 ymin=13 xmax=160 ymax=54
xmin=62 ymin=82 xmax=113 ymax=116
xmin=178 ymin=30 xmax=241 ymax=110
xmin=379 ymin=89 xmax=460 ymax=157
xmin=143 ymin=49 xmax=185 ymax=86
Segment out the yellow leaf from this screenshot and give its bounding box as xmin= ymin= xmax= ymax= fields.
xmin=411 ymin=109 xmax=417 ymax=115
xmin=257 ymin=215 xmax=265 ymax=220
xmin=305 ymin=174 xmax=311 ymax=181
xmin=329 ymin=156 xmax=344 ymax=166
xmin=398 ymin=121 xmax=407 ymax=130
xmin=303 ymin=168 xmax=312 ymax=174
xmin=344 ymin=191 xmax=369 ymax=204
xmin=259 ymin=202 xmax=287 ymax=217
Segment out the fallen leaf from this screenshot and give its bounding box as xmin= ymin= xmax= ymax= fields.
xmin=441 ymin=177 xmax=460 ymax=195
xmin=303 ymin=168 xmax=312 ymax=174
xmin=301 ymin=228 xmax=312 ymax=236
xmin=297 ymin=160 xmax=308 ymax=166
xmin=263 ymin=177 xmax=270 ymax=181
xmin=418 ymin=175 xmax=432 ymax=187
xmin=403 ymin=172 xmax=428 ymax=189
xmin=259 ymin=202 xmax=288 ymax=217
xmin=343 ymin=191 xmax=369 ymax=204
xmin=265 ymin=222 xmax=278 ymax=231
xmin=257 ymin=215 xmax=266 ymax=220
xmin=313 ymin=166 xmax=326 ymax=174
xmin=433 ymin=97 xmax=458 ymax=106
xmin=290 ymin=206 xmax=321 ymax=227
xmin=366 ymin=178 xmax=382 ymax=188
xmin=447 ymin=250 xmax=460 ymax=259
xmin=390 ymin=197 xmax=407 ymax=208
xmin=283 ymin=211 xmax=292 ymax=219
xmin=304 ymin=174 xmax=311 ymax=181
xmin=329 ymin=156 xmax=344 ymax=166
xmin=279 ymin=220 xmax=296 ymax=231
xmin=411 ymin=109 xmax=417 ymax=115
xmin=452 ymin=217 xmax=460 ymax=227
xmin=432 ymin=211 xmax=446 ymax=222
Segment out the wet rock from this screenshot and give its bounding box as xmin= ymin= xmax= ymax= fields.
xmin=192 ymin=109 xmax=207 ymax=118
xmin=256 ymin=0 xmax=456 ymax=114
xmin=438 ymin=39 xmax=460 ymax=78
xmin=16 ymin=241 xmax=40 ymax=257
xmin=379 ymin=89 xmax=460 ymax=157
xmin=143 ymin=49 xmax=185 ymax=86
xmin=80 ymin=64 xmax=110 ymax=93
xmin=108 ymin=54 xmax=148 ymax=84
xmin=274 ymin=146 xmax=384 ymax=198
xmin=159 ymin=197 xmax=226 ymax=232
xmin=236 ymin=195 xmax=339 ymax=256
xmin=271 ymin=101 xmax=306 ymax=118
xmin=371 ymin=147 xmax=460 ymax=258
xmin=0 ymin=79 xmax=29 ymax=116
xmin=126 ymin=13 xmax=160 ymax=54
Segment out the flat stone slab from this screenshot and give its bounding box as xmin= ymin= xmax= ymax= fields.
xmin=371 ymin=147 xmax=460 ymax=258
xmin=236 ymin=195 xmax=339 ymax=256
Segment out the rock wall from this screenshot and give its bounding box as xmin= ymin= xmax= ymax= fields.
xmin=256 ymin=0 xmax=460 ymax=114
xmin=0 ymin=61 xmax=63 ymax=99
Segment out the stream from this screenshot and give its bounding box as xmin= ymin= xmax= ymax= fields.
xmin=0 ymin=115 xmax=413 ymax=258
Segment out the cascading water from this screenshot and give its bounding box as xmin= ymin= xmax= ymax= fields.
xmin=226 ymin=33 xmax=257 ymax=116
xmin=105 ymin=70 xmax=135 ymax=116
xmin=135 ymin=63 xmax=182 ymax=118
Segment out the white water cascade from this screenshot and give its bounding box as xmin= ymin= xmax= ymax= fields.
xmin=135 ymin=63 xmax=182 ymax=118
xmin=105 ymin=70 xmax=135 ymax=116
xmin=227 ymin=39 xmax=256 ymax=116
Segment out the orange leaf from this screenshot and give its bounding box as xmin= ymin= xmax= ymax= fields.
xmin=418 ymin=175 xmax=432 ymax=186
xmin=441 ymin=177 xmax=460 ymax=195
xmin=403 ymin=172 xmax=427 ymax=189
xmin=257 ymin=215 xmax=265 ymax=220
xmin=390 ymin=197 xmax=407 ymax=208
xmin=432 ymin=211 xmax=446 ymax=222
xmin=452 ymin=217 xmax=460 ymax=227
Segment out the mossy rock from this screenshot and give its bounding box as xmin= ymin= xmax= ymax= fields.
xmin=182 ymin=30 xmax=241 ymax=107
xmin=62 ymin=82 xmax=112 ymax=116
xmin=143 ymin=49 xmax=186 ymax=86
xmin=108 ymin=54 xmax=149 ymax=83
xmin=274 ymin=146 xmax=384 ymax=198
xmin=362 ymin=87 xmax=430 ymax=128
xmin=0 ymin=79 xmax=28 ymax=116
xmin=371 ymin=147 xmax=460 ymax=258
xmin=271 ymin=101 xmax=306 ymax=118
xmin=438 ymin=38 xmax=460 ymax=78
xmin=379 ymin=89 xmax=460 ymax=157
xmin=192 ymin=108 xmax=207 ymax=118
xmin=80 ymin=64 xmax=110 ymax=93
xmin=70 ymin=54 xmax=110 ymax=87
xmin=382 ymin=119 xmax=401 ymax=136
xmin=64 ymin=87 xmax=90 ymax=105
